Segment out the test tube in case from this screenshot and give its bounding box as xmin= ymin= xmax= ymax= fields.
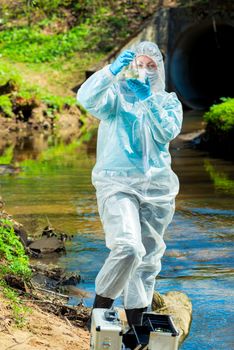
xmin=90 ymin=308 xmax=123 ymax=350
xmin=143 ymin=313 xmax=180 ymax=350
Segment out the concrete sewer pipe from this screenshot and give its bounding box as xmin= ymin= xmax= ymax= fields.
xmin=169 ymin=22 xmax=234 ymax=110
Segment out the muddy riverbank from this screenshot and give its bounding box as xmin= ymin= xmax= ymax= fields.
xmin=0 ymin=291 xmax=90 ymax=350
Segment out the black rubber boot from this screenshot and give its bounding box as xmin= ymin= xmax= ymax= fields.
xmin=86 ymin=294 xmax=114 ymax=331
xmin=125 ymin=307 xmax=148 ymax=327
xmin=93 ymin=294 xmax=114 ymax=309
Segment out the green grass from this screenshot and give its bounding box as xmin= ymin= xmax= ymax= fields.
xmin=0 ymin=13 xmax=107 ymax=96
xmin=0 ymin=24 xmax=95 ymax=63
xmin=0 ymin=61 xmax=23 ymax=87
xmin=0 ymin=3 xmax=132 ymax=61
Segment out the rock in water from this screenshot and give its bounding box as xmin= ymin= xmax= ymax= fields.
xmin=28 ymin=236 xmax=65 ymax=254
xmin=152 ymin=291 xmax=192 ymax=344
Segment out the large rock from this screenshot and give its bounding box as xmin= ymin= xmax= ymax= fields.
xmin=116 ymin=290 xmax=192 ymax=346
xmin=28 ymin=236 xmax=65 ymax=254
xmin=152 ymin=290 xmax=192 ymax=344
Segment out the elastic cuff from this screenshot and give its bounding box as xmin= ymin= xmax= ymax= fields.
xmin=142 ymin=94 xmax=162 ymax=114
xmin=142 ymin=93 xmax=155 ymax=103
xmin=103 ymin=64 xmax=118 ymax=80
xmin=141 ymin=93 xmax=152 ymax=102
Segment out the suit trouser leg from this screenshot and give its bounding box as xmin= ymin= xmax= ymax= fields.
xmin=122 ymin=200 xmax=175 ymax=309
xmin=95 ymin=192 xmax=146 ymax=299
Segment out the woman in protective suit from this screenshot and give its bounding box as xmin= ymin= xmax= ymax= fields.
xmin=77 ymin=41 xmax=183 ymax=328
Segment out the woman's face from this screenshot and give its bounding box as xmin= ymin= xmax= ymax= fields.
xmin=134 ymin=55 xmax=157 ymax=71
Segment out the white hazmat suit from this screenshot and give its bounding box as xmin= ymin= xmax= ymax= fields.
xmin=77 ymin=41 xmax=183 ymax=310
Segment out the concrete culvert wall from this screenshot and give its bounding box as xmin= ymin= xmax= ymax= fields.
xmin=170 ymin=22 xmax=234 ymax=110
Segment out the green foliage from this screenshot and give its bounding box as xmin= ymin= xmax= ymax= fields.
xmin=0 ymin=24 xmax=94 ymax=63
xmin=14 ymin=82 xmax=77 ymax=110
xmin=0 ymin=0 xmax=61 ymax=25
xmin=41 ymin=94 xmax=76 ymax=111
xmin=15 ymin=84 xmax=39 ymax=99
xmin=0 ymin=62 xmax=21 ymax=117
xmin=0 ymin=218 xmax=31 ymax=279
xmin=0 ymin=280 xmax=30 ymax=326
xmin=0 ymin=219 xmax=31 ymax=325
xmin=33 ymin=0 xmax=63 ymax=15
xmin=0 ymin=0 xmax=157 ymax=62
xmin=0 ymin=146 xmax=14 ymax=164
xmin=204 ymin=98 xmax=234 ymax=133
xmin=0 ymin=62 xmax=23 ymax=87
xmin=0 ymin=218 xmax=31 ymax=326
xmin=0 ymin=0 xmax=160 ymax=122
xmin=0 ymin=95 xmax=13 ymax=117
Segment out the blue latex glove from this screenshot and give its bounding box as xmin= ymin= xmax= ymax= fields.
xmin=109 ymin=50 xmax=135 ymax=76
xmin=126 ymin=78 xmax=151 ymax=100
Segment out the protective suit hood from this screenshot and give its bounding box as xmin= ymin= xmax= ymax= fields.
xmin=115 ymin=41 xmax=165 ymax=103
xmin=133 ymin=41 xmax=165 ymax=93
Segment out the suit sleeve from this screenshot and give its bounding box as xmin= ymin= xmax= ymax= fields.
xmin=77 ymin=65 xmax=117 ymax=121
xmin=142 ymin=92 xmax=183 ymax=144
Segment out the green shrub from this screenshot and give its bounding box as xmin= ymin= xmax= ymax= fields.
xmin=41 ymin=94 xmax=76 ymax=111
xmin=0 ymin=146 xmax=14 ymax=165
xmin=204 ymin=98 xmax=234 ymax=133
xmin=0 ymin=95 xmax=14 ymax=117
xmin=0 ymin=219 xmax=31 ymax=326
xmin=0 ymin=219 xmax=31 ymax=280
xmin=202 ymin=98 xmax=234 ymax=159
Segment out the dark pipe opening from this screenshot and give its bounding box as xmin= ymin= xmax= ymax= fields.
xmin=170 ymin=22 xmax=234 ymax=110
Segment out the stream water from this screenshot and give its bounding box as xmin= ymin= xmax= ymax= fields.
xmin=0 ymin=111 xmax=233 ymax=349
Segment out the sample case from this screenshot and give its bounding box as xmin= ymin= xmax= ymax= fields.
xmin=123 ymin=313 xmax=180 ymax=350
xmin=90 ymin=308 xmax=123 ymax=350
